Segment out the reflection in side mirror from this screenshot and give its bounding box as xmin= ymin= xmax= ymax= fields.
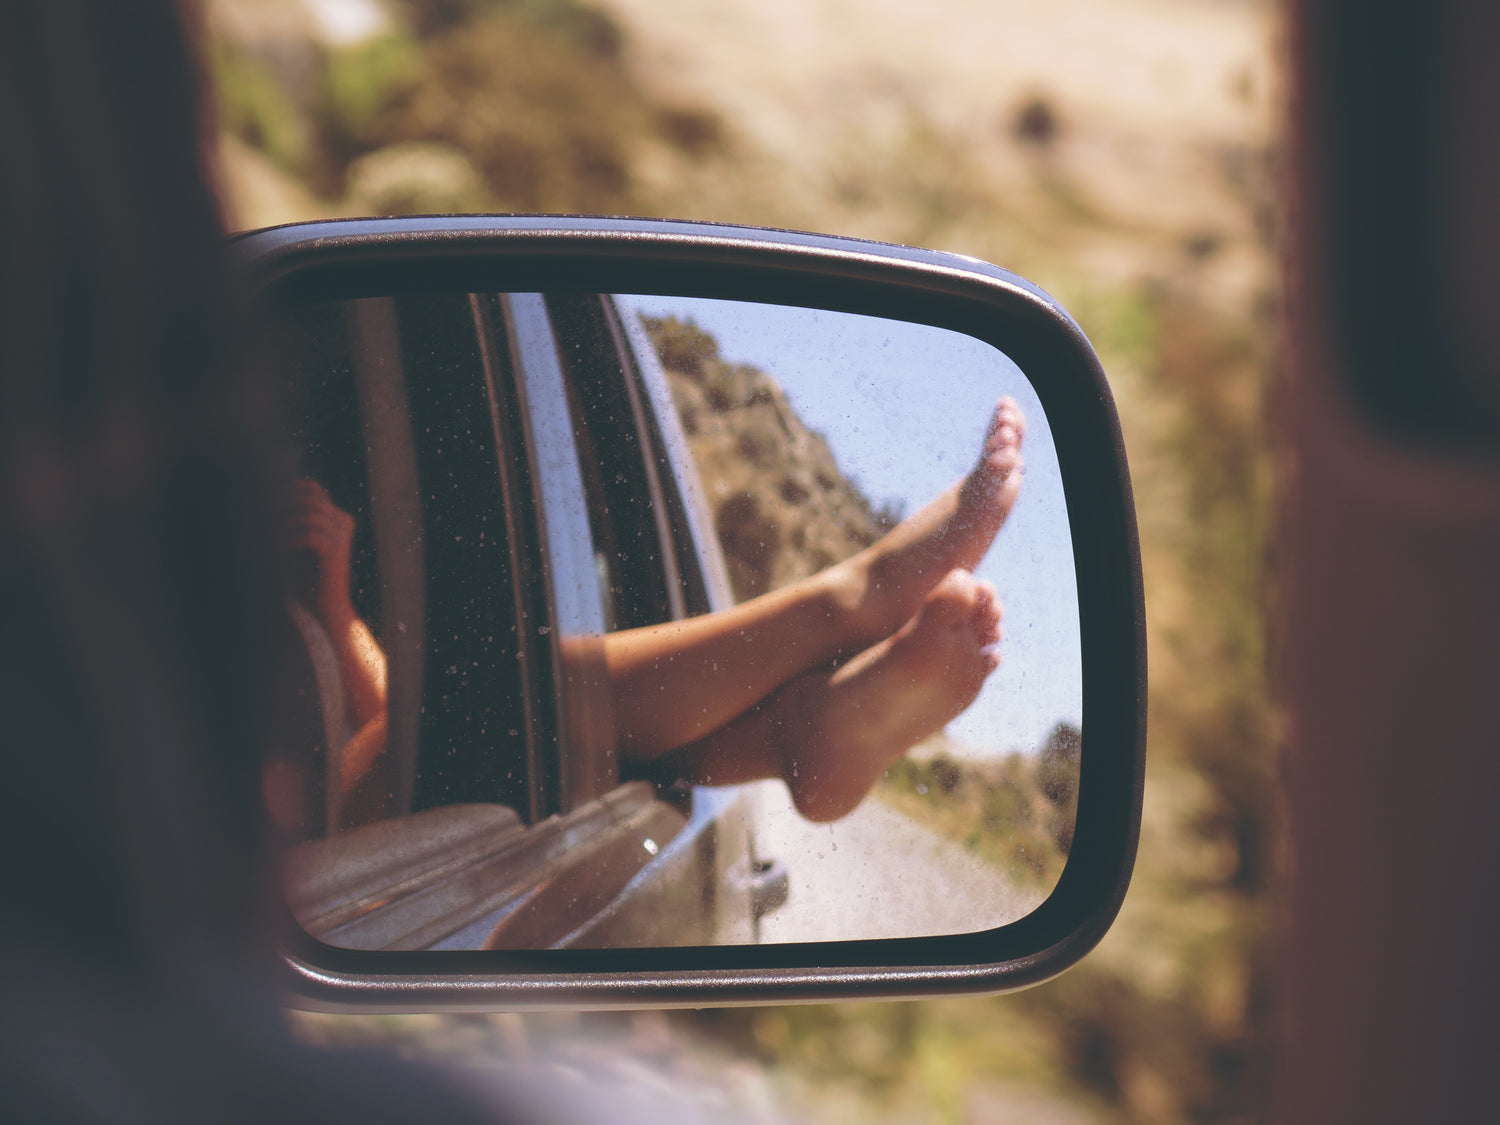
xmin=267 ymin=288 xmax=1083 ymax=951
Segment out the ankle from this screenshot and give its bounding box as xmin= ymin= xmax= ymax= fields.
xmin=813 ymin=562 xmax=878 ymax=649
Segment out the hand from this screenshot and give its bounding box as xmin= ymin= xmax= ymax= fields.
xmin=288 ymin=478 xmax=356 ymax=624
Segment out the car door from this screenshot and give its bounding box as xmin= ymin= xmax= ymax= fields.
xmin=509 ymin=290 xmax=767 ymax=948
xmin=277 ymin=287 xmax=767 ymax=950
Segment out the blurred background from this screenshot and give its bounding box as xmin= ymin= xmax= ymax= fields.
xmin=213 ymin=0 xmax=1282 ymax=1120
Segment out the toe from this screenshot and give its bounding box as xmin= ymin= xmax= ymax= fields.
xmin=986 ymin=399 xmax=1026 ymax=453
xmin=976 ymin=600 xmax=1003 ymax=647
xmin=972 ymin=578 xmax=998 ymax=614
xmin=923 ymin=568 xmax=978 ymax=626
xmin=986 ymin=445 xmax=1020 ymax=477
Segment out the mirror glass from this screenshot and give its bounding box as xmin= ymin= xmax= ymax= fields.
xmin=267 ymin=290 xmax=1081 ymax=950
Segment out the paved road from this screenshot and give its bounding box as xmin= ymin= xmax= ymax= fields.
xmin=747 ymin=780 xmax=1045 ymax=944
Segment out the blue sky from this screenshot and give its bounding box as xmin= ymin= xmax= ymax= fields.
xmin=623 ymin=295 xmax=1082 ymax=757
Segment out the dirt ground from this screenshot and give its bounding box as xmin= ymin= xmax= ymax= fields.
xmin=596 ymin=0 xmax=1280 ymax=311
xmin=218 ymin=0 xmax=1282 ymax=316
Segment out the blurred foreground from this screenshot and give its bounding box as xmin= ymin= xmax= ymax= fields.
xmin=224 ymin=0 xmax=1281 ymax=1120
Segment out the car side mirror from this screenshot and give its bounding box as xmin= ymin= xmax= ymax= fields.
xmin=237 ymin=216 xmax=1144 ymax=1010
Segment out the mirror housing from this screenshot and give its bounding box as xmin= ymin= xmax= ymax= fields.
xmin=237 ymin=216 xmax=1145 ymax=1010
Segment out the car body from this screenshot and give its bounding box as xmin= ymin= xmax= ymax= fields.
xmin=269 ymin=287 xmax=789 ymax=951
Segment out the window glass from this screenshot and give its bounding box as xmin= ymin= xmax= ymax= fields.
xmin=273 ymin=301 xmax=381 ymax=842
xmin=271 ymin=293 xmax=536 ymax=837
xmin=546 ymin=293 xmax=675 ymax=632
xmin=399 ymin=294 xmax=534 ymax=819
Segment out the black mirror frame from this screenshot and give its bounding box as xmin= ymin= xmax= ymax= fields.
xmin=237 ymin=215 xmax=1145 ymax=1011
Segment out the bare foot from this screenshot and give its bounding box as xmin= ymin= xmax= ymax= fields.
xmin=823 ymin=397 xmax=1025 ymax=651
xmin=971 ymin=394 xmax=1028 ymax=512
xmin=601 ymin=401 xmax=1022 ymax=762
xmin=779 ymin=568 xmax=1003 ymax=822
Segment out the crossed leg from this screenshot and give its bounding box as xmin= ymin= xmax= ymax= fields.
xmin=604 ymin=396 xmax=1026 ymax=816
xmin=656 ymin=568 xmax=1004 ymax=822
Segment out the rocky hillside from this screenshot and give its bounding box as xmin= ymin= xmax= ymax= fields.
xmin=643 ymin=315 xmax=897 ymax=600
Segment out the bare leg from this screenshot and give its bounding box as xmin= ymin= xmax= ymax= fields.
xmin=654 ymin=569 xmax=1004 ymax=823
xmin=338 ymin=714 xmax=392 ymax=830
xmin=608 ymin=398 xmax=1025 ymax=758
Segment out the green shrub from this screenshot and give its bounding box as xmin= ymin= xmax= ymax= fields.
xmin=215 ymin=43 xmax=310 ymax=173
